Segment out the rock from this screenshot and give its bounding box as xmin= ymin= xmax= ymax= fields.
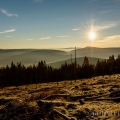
xmin=81 ymin=87 xmax=91 ymax=91
xmin=81 ymin=82 xmax=86 ymax=85
xmin=97 ymin=79 xmax=106 ymax=84
xmin=79 ymin=99 xmax=85 ymax=105
xmin=75 ymin=86 xmax=79 ymax=89
xmin=67 ymin=104 xmax=76 ymax=109
xmin=111 ymin=85 xmax=119 ymax=88
xmin=73 ymin=110 xmax=86 ymax=119
xmin=109 ymin=90 xmax=120 ymax=97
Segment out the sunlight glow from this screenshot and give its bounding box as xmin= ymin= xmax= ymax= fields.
xmin=89 ymin=32 xmax=96 ymax=40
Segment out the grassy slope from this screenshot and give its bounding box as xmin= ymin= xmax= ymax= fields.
xmin=0 ymin=74 xmax=120 ymax=119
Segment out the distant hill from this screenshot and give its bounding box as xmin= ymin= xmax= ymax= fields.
xmin=0 ymin=49 xmax=70 ymax=67
xmin=0 ymin=47 xmax=119 ymax=67
xmin=48 ymin=56 xmax=105 ymax=68
xmin=70 ymin=47 xmax=120 ymax=59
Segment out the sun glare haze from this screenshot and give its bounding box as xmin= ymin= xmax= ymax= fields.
xmin=89 ymin=32 xmax=96 ymax=40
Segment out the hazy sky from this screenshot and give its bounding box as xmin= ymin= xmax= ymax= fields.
xmin=0 ymin=0 xmax=120 ymax=49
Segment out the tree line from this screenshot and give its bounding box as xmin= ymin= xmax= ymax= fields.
xmin=0 ymin=55 xmax=120 ymax=87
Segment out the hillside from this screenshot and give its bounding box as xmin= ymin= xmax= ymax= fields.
xmin=49 ymin=56 xmax=105 ymax=68
xmin=0 ymin=74 xmax=120 ymax=120
xmin=0 ymin=47 xmax=119 ymax=67
xmin=70 ymin=47 xmax=120 ymax=59
xmin=0 ymin=49 xmax=69 ymax=67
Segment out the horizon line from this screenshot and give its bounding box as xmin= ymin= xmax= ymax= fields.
xmin=0 ymin=46 xmax=120 ymax=50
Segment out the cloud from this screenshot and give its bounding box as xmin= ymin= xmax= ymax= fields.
xmin=0 ymin=29 xmax=16 ymax=34
xmin=6 ymin=36 xmax=12 ymax=37
xmin=99 ymin=10 xmax=113 ymax=14
xmin=89 ymin=0 xmax=98 ymax=3
xmin=97 ymin=35 xmax=120 ymax=43
xmin=92 ymin=35 xmax=120 ymax=47
xmin=0 ymin=9 xmax=18 ymax=17
xmin=28 ymin=39 xmax=34 ymax=41
xmin=94 ymin=23 xmax=116 ymax=31
xmin=39 ymin=37 xmax=51 ymax=40
xmin=72 ymin=28 xmax=80 ymax=31
xmin=56 ymin=18 xmax=65 ymax=21
xmin=33 ymin=0 xmax=43 ymax=3
xmin=56 ymin=36 xmax=70 ymax=38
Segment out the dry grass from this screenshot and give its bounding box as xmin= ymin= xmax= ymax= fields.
xmin=28 ymin=88 xmax=61 ymax=101
xmin=0 ymin=74 xmax=120 ymax=120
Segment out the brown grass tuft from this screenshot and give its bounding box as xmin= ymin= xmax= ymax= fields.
xmin=28 ymin=88 xmax=61 ymax=101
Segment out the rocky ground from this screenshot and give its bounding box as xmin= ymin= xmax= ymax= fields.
xmin=0 ymin=74 xmax=120 ymax=120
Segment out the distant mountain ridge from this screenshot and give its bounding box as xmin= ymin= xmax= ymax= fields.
xmin=48 ymin=56 xmax=105 ymax=68
xmin=0 ymin=47 xmax=119 ymax=67
xmin=70 ymin=47 xmax=120 ymax=59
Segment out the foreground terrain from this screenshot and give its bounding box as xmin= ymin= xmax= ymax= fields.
xmin=0 ymin=74 xmax=120 ymax=120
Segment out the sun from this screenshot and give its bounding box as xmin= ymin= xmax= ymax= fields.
xmin=89 ymin=32 xmax=96 ymax=40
